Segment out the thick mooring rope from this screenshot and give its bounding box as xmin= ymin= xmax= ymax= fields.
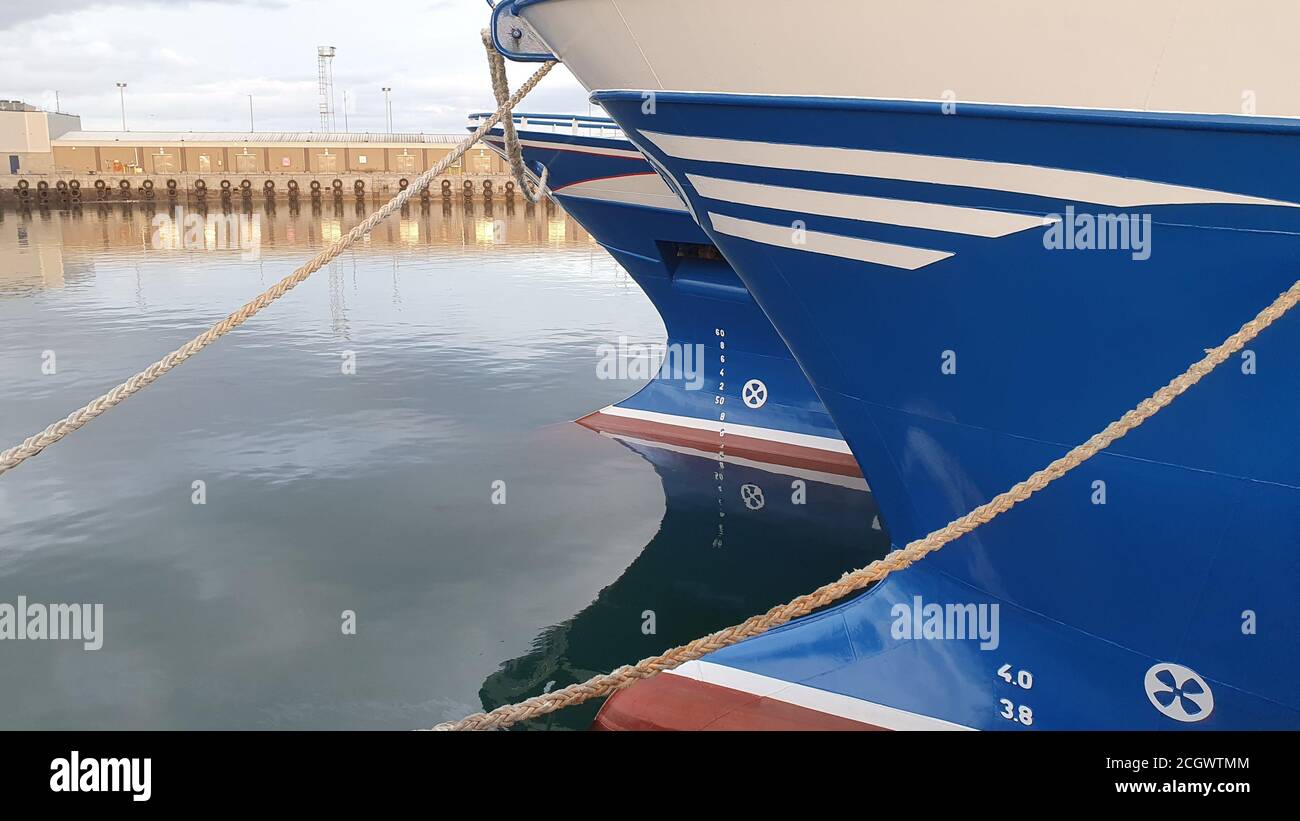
xmin=482 ymin=29 xmax=549 ymax=203
xmin=437 ymin=278 xmax=1300 ymax=730
xmin=0 ymin=59 xmax=555 ymax=479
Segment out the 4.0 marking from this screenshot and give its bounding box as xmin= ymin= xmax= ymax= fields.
xmin=998 ymin=663 xmax=1034 ymax=690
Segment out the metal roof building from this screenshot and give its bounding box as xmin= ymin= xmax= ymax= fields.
xmin=2 ymin=105 xmax=82 ymax=173
xmin=49 ymin=130 xmax=504 ymax=176
xmin=54 ymin=131 xmax=467 ymax=146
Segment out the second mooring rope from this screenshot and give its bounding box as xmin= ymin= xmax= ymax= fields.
xmin=0 ymin=58 xmax=555 ymax=479
xmin=437 ymin=277 xmax=1300 ymax=730
xmin=482 ymin=29 xmax=549 ymax=203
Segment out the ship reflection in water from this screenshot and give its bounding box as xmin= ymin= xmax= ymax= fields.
xmin=480 ymin=435 xmax=889 ymax=730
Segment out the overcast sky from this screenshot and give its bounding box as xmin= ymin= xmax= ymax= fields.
xmin=0 ymin=0 xmax=591 ymax=134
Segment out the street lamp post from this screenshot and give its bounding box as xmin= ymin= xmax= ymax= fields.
xmin=248 ymin=95 xmax=254 ymax=132
xmin=382 ymin=87 xmax=392 ymax=132
xmin=116 ymin=82 xmax=127 ymax=130
xmin=115 ymin=82 xmax=138 ymax=170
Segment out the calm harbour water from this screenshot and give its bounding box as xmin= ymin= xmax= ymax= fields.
xmin=0 ymin=200 xmax=884 ymax=730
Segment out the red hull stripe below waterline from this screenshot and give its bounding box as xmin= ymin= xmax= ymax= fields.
xmin=593 ymin=671 xmax=882 ymax=730
xmin=593 ymin=661 xmax=973 ymax=731
xmin=576 ymin=406 xmax=862 ymax=478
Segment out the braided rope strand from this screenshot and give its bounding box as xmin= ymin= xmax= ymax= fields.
xmin=436 ymin=278 xmax=1300 ymax=730
xmin=0 ymin=58 xmax=555 ymax=478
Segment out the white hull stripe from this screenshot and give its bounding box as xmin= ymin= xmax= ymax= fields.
xmin=643 ymin=130 xmax=1299 ymax=209
xmin=486 ymin=132 xmax=645 ymax=160
xmin=554 ymin=172 xmax=688 ymax=212
xmin=600 ymin=432 xmax=870 ymax=491
xmin=596 ymin=404 xmax=853 ymax=454
xmin=688 ymin=174 xmax=1054 ymax=237
xmin=666 ymin=660 xmax=974 ymax=731
xmin=708 ymin=212 xmax=954 ymax=270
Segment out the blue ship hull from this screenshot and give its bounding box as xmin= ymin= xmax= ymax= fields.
xmin=474 ymin=117 xmax=858 ymax=476
xmin=583 ymin=93 xmax=1300 ymax=729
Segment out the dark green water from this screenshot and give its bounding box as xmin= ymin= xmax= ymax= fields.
xmin=0 ymin=201 xmax=886 ymax=729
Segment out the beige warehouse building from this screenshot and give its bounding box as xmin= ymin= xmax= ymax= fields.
xmin=50 ymin=130 xmax=507 ymax=177
xmin=2 ymin=103 xmax=508 ymax=178
xmin=5 ymin=105 xmax=524 ymax=204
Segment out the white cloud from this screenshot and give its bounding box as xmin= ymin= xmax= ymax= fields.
xmin=0 ymin=0 xmax=589 ymax=133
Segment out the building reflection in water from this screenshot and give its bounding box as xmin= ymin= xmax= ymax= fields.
xmin=0 ymin=199 xmax=597 ymax=297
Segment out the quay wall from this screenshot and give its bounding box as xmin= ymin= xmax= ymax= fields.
xmin=2 ymin=172 xmax=532 ymax=206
